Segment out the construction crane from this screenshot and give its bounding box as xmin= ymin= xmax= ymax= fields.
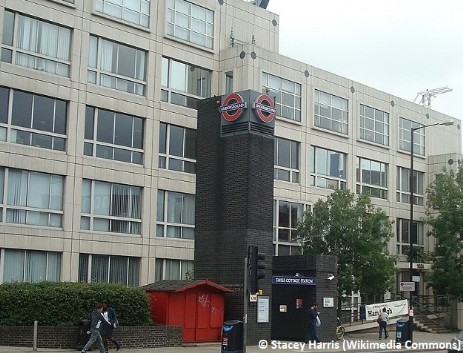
xmin=414 ymin=86 xmax=452 ymax=107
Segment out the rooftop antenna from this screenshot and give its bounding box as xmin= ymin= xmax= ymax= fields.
xmin=414 ymin=86 xmax=452 ymax=107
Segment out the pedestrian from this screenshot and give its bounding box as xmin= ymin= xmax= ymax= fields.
xmin=102 ymin=302 xmax=121 ymax=352
xmin=81 ymin=303 xmax=106 ymax=353
xmin=306 ymin=303 xmax=321 ymax=343
xmin=378 ymin=307 xmax=389 ymax=340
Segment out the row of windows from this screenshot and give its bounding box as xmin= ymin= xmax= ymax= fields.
xmin=1 ymin=9 xmax=432 ymax=151
xmin=0 ymin=165 xmax=426 ymax=255
xmin=0 ymin=248 xmax=194 ymax=285
xmin=1 ymin=10 xmax=213 ymax=98
xmin=0 ymin=166 xmax=190 ymax=237
xmin=3 ymin=227 xmax=422 ymax=284
xmin=275 ymin=142 xmax=424 ymax=203
xmin=0 ymin=85 xmax=429 ymax=193
xmin=0 ymin=86 xmax=192 ymax=169
xmin=272 ymin=199 xmax=424 ymax=258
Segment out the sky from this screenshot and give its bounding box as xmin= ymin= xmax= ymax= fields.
xmin=266 ymin=0 xmax=463 ymax=121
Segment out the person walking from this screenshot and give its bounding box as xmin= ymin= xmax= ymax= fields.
xmin=378 ymin=307 xmax=389 ymax=340
xmin=102 ymin=302 xmax=121 ymax=352
xmin=306 ymin=303 xmax=321 ymax=343
xmin=81 ymin=303 xmax=106 ymax=353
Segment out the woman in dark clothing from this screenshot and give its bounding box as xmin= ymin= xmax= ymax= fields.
xmin=102 ymin=303 xmax=121 ymax=352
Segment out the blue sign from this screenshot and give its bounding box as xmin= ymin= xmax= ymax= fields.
xmin=272 ymin=276 xmax=316 ymax=285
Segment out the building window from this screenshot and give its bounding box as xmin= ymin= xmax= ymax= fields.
xmin=0 ymin=86 xmax=67 ymax=151
xmin=356 ymin=157 xmax=388 ymax=199
xmin=360 ymin=104 xmax=389 ymax=146
xmin=225 ymin=71 xmax=233 ymax=94
xmin=396 ymin=166 xmax=424 ymax=205
xmin=0 ymin=167 xmax=63 ymax=227
xmin=396 ymin=219 xmax=424 ymax=261
xmin=1 ymin=11 xmax=71 ymax=77
xmin=78 ymin=253 xmax=140 ymax=286
xmin=166 ymin=0 xmax=214 ymax=49
xmin=81 ymin=179 xmax=142 ymax=234
xmin=161 ymin=57 xmax=211 ymax=109
xmin=273 ymin=199 xmax=305 ymax=256
xmin=84 ymin=106 xmax=144 ymax=165
xmin=88 ymin=35 xmax=146 ymax=96
xmin=314 ymin=90 xmax=348 ymax=134
xmin=399 ymin=118 xmax=425 ymax=156
xmin=95 ymin=0 xmax=150 ymax=27
xmin=1 ymin=249 xmax=61 ymax=283
xmin=274 ymin=137 xmax=299 ymax=183
xmin=262 ymin=73 xmax=301 ymax=122
xmin=156 ymin=190 xmax=195 ymax=240
xmin=155 ymin=258 xmax=194 ymax=281
xmin=310 ymin=146 xmax=347 ymax=190
xmin=159 ymin=123 xmax=196 ymax=174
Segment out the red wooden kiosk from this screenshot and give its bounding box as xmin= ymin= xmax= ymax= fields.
xmin=143 ymin=279 xmax=234 ymax=343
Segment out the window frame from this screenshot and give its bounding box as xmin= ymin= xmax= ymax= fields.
xmin=273 ymin=199 xmax=306 ymax=256
xmin=161 ymin=57 xmax=211 ymax=109
xmin=1 ymin=167 xmax=64 ymax=227
xmin=356 ymin=157 xmax=388 ymax=199
xmin=166 ymin=0 xmax=214 ymax=49
xmin=80 ymin=179 xmax=142 ymax=235
xmin=0 ymin=86 xmax=67 ymax=151
xmin=396 ymin=218 xmax=424 ymax=260
xmin=262 ymin=72 xmax=301 ymax=122
xmin=158 ymin=122 xmax=196 ymax=174
xmin=274 ymin=137 xmax=299 ymax=183
xmin=1 ymin=248 xmax=61 ymax=283
xmin=309 ymin=146 xmax=347 ymax=190
xmin=155 ymin=258 xmax=194 ymax=281
xmin=84 ymin=106 xmax=144 ymax=165
xmin=156 ymin=190 xmax=195 ymax=240
xmin=94 ymin=0 xmax=151 ymax=28
xmin=359 ymin=104 xmax=389 ymax=146
xmin=314 ymin=90 xmax=348 ymax=134
xmin=399 ymin=117 xmax=425 ymax=156
xmin=396 ymin=166 xmax=424 ymax=205
xmin=87 ymin=35 xmax=147 ymax=96
xmin=1 ymin=10 xmax=72 ymax=77
xmin=78 ymin=253 xmax=140 ymax=286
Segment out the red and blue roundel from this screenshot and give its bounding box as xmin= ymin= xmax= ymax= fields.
xmin=252 ymin=94 xmax=276 ymax=123
xmin=219 ymin=93 xmax=247 ymax=122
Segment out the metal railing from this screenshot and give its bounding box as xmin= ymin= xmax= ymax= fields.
xmin=411 ymin=295 xmax=450 ymax=332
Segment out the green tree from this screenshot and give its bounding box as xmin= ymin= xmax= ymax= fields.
xmin=425 ymin=165 xmax=463 ymax=301
xmin=297 ymin=190 xmax=396 ymax=301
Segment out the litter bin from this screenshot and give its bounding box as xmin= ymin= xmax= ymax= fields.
xmin=395 ymin=319 xmax=410 ymax=343
xmin=221 ymin=320 xmax=243 ymax=353
xmin=77 ymin=318 xmax=91 ymax=350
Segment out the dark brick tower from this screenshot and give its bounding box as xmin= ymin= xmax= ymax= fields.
xmin=195 ymin=90 xmax=275 ymax=344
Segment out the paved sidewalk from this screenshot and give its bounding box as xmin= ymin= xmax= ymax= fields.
xmin=0 ymin=331 xmax=459 ymax=353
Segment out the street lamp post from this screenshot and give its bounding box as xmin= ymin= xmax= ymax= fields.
xmin=408 ymin=120 xmax=454 ymax=342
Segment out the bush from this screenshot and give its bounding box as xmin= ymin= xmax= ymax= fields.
xmin=0 ymin=282 xmax=152 ymax=326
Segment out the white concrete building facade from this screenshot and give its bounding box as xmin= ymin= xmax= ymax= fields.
xmin=0 ymin=0 xmax=460 ymax=296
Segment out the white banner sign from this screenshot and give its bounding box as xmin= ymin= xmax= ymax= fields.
xmin=364 ymin=299 xmax=409 ymax=321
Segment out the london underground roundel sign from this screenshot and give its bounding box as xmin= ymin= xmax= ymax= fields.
xmin=219 ymin=93 xmax=247 ymax=122
xmin=252 ymin=94 xmax=276 ymax=123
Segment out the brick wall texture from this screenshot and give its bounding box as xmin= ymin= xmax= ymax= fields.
xmin=0 ymin=325 xmax=182 ymax=349
xmin=195 ymin=94 xmax=274 ymax=344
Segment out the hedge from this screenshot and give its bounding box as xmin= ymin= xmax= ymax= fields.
xmin=0 ymin=282 xmax=152 ymax=326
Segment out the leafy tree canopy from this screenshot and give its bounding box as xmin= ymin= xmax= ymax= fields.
xmin=426 ymin=165 xmax=463 ymax=301
xmin=297 ymin=190 xmax=396 ymax=300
